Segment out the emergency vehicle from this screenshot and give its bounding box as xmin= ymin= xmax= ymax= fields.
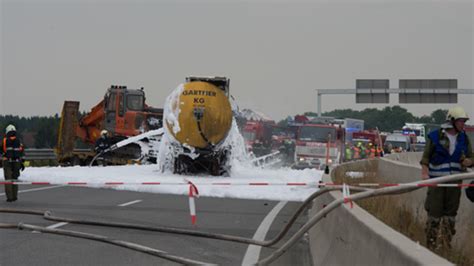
xmin=292 ymin=117 xmax=344 ymax=170
xmin=242 ymin=120 xmax=275 ymax=157
xmin=352 ymin=130 xmax=384 ymax=147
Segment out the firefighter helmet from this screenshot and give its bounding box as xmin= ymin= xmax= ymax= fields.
xmin=101 ymin=130 xmax=108 ymax=136
xmin=446 ymin=106 xmax=469 ymax=121
xmin=5 ymin=124 xmax=16 ymax=134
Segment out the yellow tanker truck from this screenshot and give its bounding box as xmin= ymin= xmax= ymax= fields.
xmin=164 ymin=76 xmax=234 ymax=176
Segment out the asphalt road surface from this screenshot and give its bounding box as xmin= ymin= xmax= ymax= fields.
xmin=1 ymin=184 xmax=312 ymax=265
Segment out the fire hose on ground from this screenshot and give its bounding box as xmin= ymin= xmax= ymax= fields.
xmin=0 ymin=221 xmax=212 ymax=265
xmin=1 ymin=172 xmax=473 ymax=265
xmin=0 ymin=186 xmax=367 ymax=265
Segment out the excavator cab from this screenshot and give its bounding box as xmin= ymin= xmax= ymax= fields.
xmin=103 ymin=85 xmax=162 ymax=137
xmin=104 ymin=86 xmax=143 ymax=134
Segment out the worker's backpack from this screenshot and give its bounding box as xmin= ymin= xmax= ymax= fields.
xmin=466 ymin=181 xmax=474 ymax=202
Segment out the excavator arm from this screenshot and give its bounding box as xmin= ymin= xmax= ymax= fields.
xmin=56 ymin=100 xmax=106 ymax=165
xmin=76 ymin=99 xmax=105 ymax=144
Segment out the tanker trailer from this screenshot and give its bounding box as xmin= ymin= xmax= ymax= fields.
xmin=163 ymin=76 xmax=233 ymax=176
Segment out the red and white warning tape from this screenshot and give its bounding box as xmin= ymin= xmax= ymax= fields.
xmin=0 ymin=181 xmax=315 ymax=186
xmin=187 ymin=181 xmax=199 ymax=225
xmin=319 ymin=182 xmax=474 ymax=188
xmin=342 ymin=183 xmax=353 ymax=209
xmin=3 ymin=180 xmax=472 ymax=224
xmin=0 ymin=181 xmax=472 ymax=187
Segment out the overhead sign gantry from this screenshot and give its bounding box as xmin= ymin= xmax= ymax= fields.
xmin=316 ymin=79 xmax=472 ymax=117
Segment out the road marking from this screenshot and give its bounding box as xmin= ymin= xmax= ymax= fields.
xmin=242 ymin=201 xmax=287 ymax=265
xmin=0 ymin=184 xmax=66 ymax=233
xmin=0 ymin=185 xmax=64 ymax=196
xmin=46 ymin=222 xmax=68 ymax=229
xmin=118 ymin=199 xmax=142 ymax=207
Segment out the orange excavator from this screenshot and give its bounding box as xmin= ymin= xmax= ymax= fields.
xmin=56 ymin=85 xmax=163 ymax=166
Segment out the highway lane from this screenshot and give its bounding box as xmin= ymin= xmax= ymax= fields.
xmin=0 ymin=184 xmax=312 ymax=265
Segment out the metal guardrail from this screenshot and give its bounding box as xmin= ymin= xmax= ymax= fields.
xmin=24 ymin=148 xmax=91 ymax=161
xmin=24 ymin=149 xmax=56 ymax=160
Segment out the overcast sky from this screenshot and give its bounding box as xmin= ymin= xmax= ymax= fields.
xmin=1 ymin=0 xmax=473 ymax=121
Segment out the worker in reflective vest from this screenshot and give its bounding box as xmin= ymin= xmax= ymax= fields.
xmin=352 ymin=143 xmax=361 ymax=160
xmin=375 ymin=144 xmax=383 ymax=157
xmin=1 ymin=124 xmax=25 ymax=202
xmin=345 ymin=143 xmax=353 ymax=161
xmin=420 ymin=107 xmax=473 ymax=250
xmin=368 ymin=143 xmax=376 ymax=159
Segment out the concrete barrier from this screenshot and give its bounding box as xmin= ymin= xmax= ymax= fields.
xmin=308 ymin=157 xmax=454 ymax=265
xmin=383 ymin=151 xmax=423 ymax=166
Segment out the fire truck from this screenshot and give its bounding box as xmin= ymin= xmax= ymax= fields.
xmin=242 ymin=120 xmax=275 ymax=157
xmin=402 ymin=123 xmax=426 ymax=144
xmin=292 ymin=117 xmax=344 ymax=170
xmin=352 ymin=130 xmax=384 ymax=147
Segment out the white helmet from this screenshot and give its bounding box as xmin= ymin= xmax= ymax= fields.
xmin=5 ymin=124 xmax=16 ymax=134
xmin=101 ymin=130 xmax=108 ymax=136
xmin=446 ymin=106 xmax=469 ymax=121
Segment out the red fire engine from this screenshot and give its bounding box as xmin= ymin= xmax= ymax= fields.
xmin=292 ymin=117 xmax=345 ymax=170
xmin=242 ymin=120 xmax=275 ymax=156
xmin=352 ymin=130 xmax=384 ymax=147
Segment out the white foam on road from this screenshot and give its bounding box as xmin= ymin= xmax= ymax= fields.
xmin=2 ymin=165 xmax=322 ymax=202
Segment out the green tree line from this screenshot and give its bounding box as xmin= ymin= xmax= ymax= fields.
xmin=0 ymin=115 xmax=60 ymax=148
xmin=320 ymin=106 xmax=448 ymax=132
xmin=281 ymin=106 xmax=448 ymax=133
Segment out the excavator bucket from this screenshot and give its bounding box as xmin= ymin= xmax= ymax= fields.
xmin=55 ymin=101 xmax=80 ymax=163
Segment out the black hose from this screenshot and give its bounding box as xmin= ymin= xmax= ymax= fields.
xmin=43 ymin=188 xmax=344 ymax=247
xmin=0 ymin=208 xmax=212 ymax=264
xmin=89 ymin=151 xmax=103 ymax=167
xmin=0 ymin=223 xmax=18 ymax=229
xmin=0 ymin=186 xmax=369 ymax=247
xmin=0 ymin=208 xmax=45 ymax=215
xmin=0 ymin=186 xmax=372 ymax=265
xmin=17 ymin=223 xmax=213 ymax=265
xmin=196 ymin=121 xmax=213 ymax=148
xmin=0 ymin=184 xmax=405 ymax=265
